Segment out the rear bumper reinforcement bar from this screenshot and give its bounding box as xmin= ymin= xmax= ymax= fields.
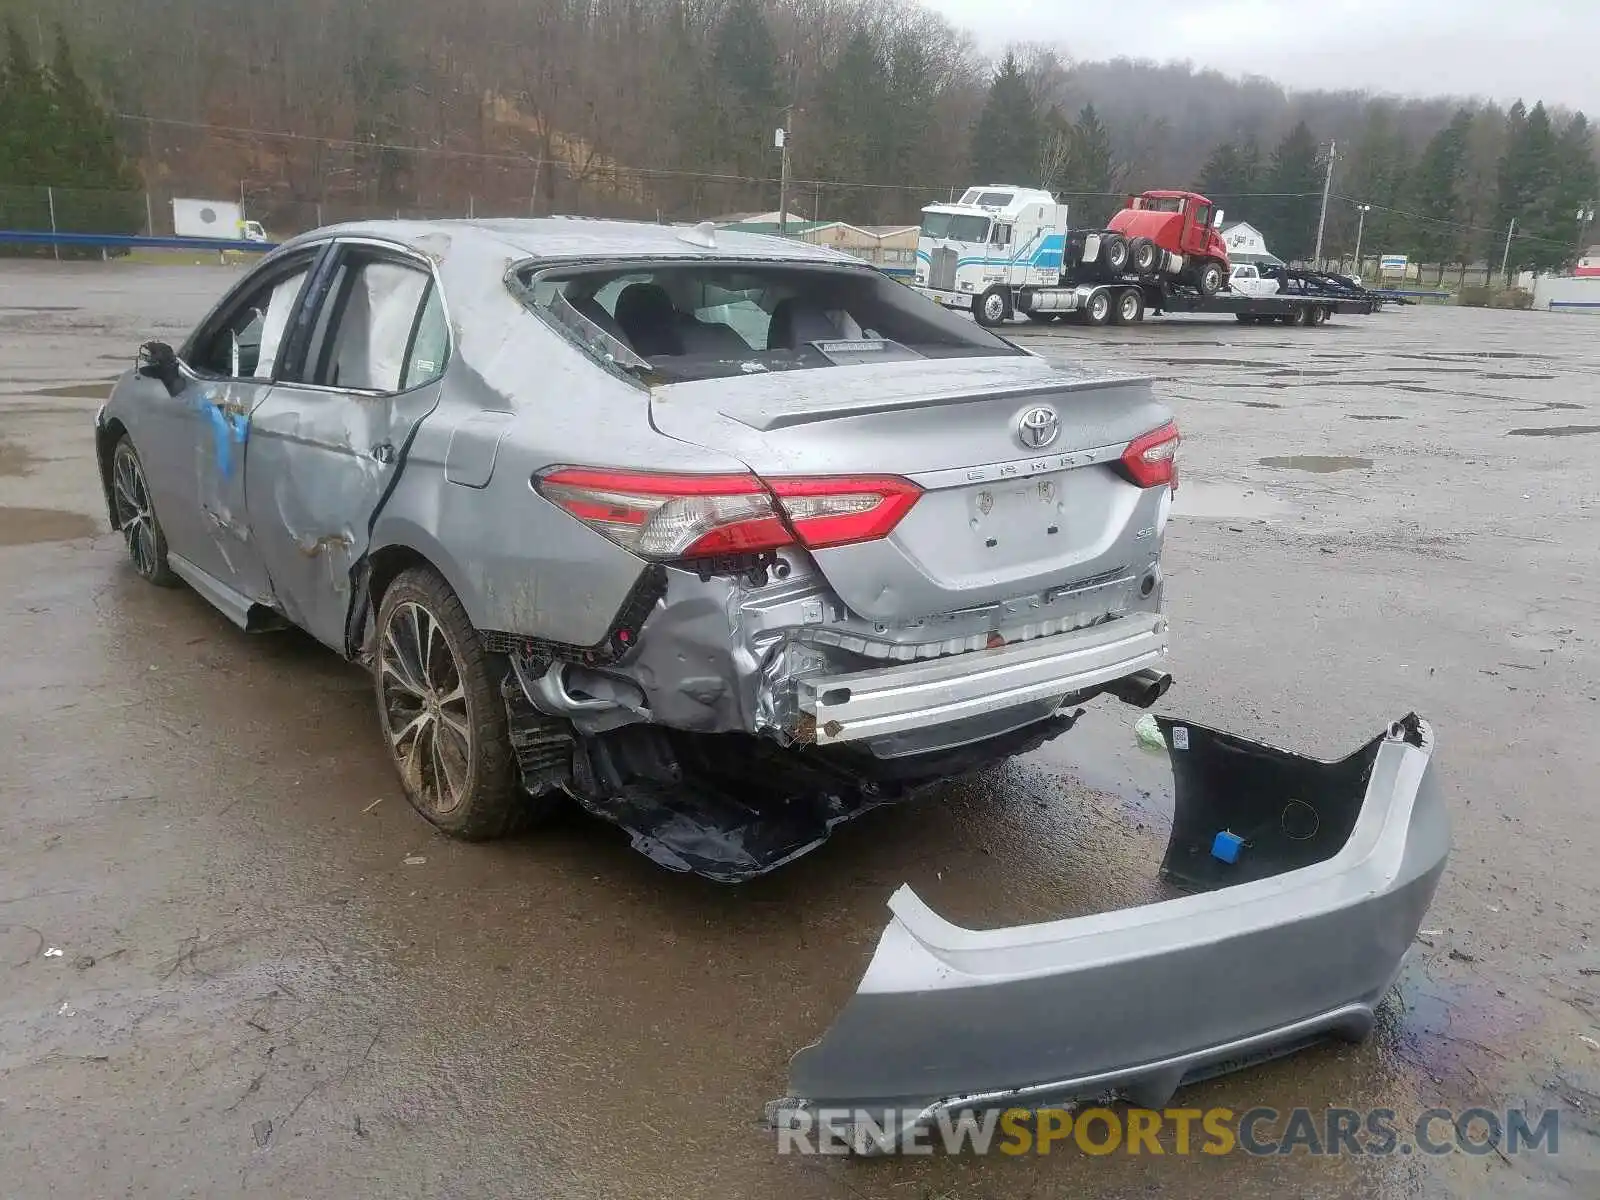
xmin=798 ymin=613 xmax=1168 ymax=745
xmin=773 ymin=714 xmax=1449 ymax=1152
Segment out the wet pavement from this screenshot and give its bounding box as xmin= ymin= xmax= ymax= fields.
xmin=2 ymin=263 xmax=1598 ymax=1198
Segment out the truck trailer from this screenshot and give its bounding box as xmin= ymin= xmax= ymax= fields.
xmin=913 ymin=186 xmax=1378 ymax=328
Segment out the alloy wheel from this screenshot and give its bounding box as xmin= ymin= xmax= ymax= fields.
xmin=379 ymin=600 xmax=472 ymax=815
xmin=113 ymin=445 xmax=158 ymax=578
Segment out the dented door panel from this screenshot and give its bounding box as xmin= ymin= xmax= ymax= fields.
xmin=245 ymin=378 xmax=443 ymax=652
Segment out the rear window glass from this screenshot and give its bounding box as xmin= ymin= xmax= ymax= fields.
xmin=516 ymin=261 xmax=1023 ymax=383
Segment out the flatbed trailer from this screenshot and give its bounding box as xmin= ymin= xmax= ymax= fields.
xmin=915 ymin=276 xmax=1377 ymax=329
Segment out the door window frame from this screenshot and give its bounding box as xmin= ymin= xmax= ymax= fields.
xmin=181 ymin=244 xmax=330 ymax=382
xmin=278 ymin=237 xmax=455 ymax=398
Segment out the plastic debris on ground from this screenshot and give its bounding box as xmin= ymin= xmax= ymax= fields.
xmin=1133 ymin=713 xmax=1166 ymax=752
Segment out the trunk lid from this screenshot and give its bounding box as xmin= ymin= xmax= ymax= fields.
xmin=650 ymin=357 xmax=1172 ymax=622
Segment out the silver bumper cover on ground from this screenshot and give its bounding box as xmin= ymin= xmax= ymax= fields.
xmin=798 ymin=613 xmax=1168 ymax=746
xmin=776 ymin=715 xmax=1448 ymax=1150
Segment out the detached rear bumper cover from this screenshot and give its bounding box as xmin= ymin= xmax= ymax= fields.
xmin=779 ymin=715 xmax=1448 ymax=1147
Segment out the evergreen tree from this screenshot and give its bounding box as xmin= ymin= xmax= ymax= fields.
xmin=1552 ymin=113 xmax=1599 ymax=263
xmin=0 ymin=21 xmax=142 ymax=248
xmin=813 ymin=28 xmax=888 ymax=223
xmin=710 ymin=0 xmax=781 ymax=200
xmin=1495 ymin=101 xmax=1564 ymax=272
xmin=1063 ymin=104 xmax=1116 ymax=224
xmin=1407 ymin=108 xmax=1471 ymax=266
xmin=970 ymin=53 xmax=1040 ymax=187
xmin=1262 ymin=121 xmax=1320 ymax=260
xmin=1195 ymin=140 xmax=1261 ymax=200
xmin=1341 ymin=103 xmax=1411 ymax=260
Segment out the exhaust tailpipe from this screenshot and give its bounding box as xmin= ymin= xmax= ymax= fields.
xmin=1106 ymin=669 xmax=1173 ymax=709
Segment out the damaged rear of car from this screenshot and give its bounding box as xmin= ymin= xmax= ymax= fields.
xmin=491 ymin=251 xmax=1179 ymax=876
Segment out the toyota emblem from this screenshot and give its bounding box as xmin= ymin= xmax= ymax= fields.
xmin=1018 ymin=406 xmax=1060 ymax=450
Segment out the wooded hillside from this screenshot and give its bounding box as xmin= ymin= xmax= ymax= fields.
xmin=4 ymin=0 xmax=1596 ymax=268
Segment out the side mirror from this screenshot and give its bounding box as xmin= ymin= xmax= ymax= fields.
xmin=1214 ymin=209 xmax=1225 ymax=229
xmin=138 ymin=341 xmax=184 ymax=396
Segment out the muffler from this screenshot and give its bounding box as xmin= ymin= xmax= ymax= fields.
xmin=1105 ymin=669 xmax=1173 ymax=709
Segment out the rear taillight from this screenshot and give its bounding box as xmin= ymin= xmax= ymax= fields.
xmin=768 ymin=476 xmax=921 ymax=550
xmin=1119 ymin=423 xmax=1181 ymax=490
xmin=535 ymin=469 xmax=920 ymax=559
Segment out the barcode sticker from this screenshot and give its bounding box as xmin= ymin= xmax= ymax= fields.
xmin=1172 ymin=726 xmax=1190 ymax=751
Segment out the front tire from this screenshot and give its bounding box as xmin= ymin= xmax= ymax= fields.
xmin=376 ymin=567 xmax=523 ymax=841
xmin=1197 ymin=260 xmax=1225 ymax=296
xmin=975 ymin=286 xmax=1011 ymax=327
xmin=111 ymin=436 xmax=179 ymax=586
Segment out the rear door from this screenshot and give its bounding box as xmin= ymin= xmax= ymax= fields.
xmin=244 ymin=240 xmax=451 ymax=653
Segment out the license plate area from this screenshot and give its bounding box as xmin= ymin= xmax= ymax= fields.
xmin=965 ymin=473 xmax=1069 ymax=549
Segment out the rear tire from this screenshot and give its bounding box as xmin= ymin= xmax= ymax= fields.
xmin=1197 ymin=260 xmax=1225 ymax=296
xmin=1084 ymin=290 xmax=1113 ymax=327
xmin=975 ymin=286 xmax=1011 ymax=327
xmin=1129 ymin=237 xmax=1159 ymax=275
xmin=1110 ymin=287 xmax=1144 ymax=326
xmin=1309 ymin=305 xmax=1329 ymax=326
xmin=375 ymin=566 xmax=525 ymax=841
xmin=1099 ymin=235 xmax=1130 ymax=276
xmin=111 ymin=436 xmax=179 ymax=587
xmin=1290 ymin=305 xmax=1312 ymax=327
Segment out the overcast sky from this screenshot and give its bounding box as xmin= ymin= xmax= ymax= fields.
xmin=920 ymin=0 xmax=1598 ymax=115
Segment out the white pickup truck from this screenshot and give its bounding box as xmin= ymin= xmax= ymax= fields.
xmin=1228 ymin=264 xmax=1280 ymax=297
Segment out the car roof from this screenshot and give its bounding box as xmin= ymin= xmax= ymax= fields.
xmin=282 ymin=217 xmax=862 ymax=268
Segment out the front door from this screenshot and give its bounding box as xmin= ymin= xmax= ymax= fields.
xmin=164 ymin=250 xmax=320 ymax=602
xmin=1185 ymin=201 xmax=1213 ymax=256
xmin=245 ymin=242 xmax=450 ymax=653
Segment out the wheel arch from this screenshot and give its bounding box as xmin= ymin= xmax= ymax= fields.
xmin=352 ymin=520 xmax=482 ymax=661
xmin=96 ymin=416 xmax=129 ymax=530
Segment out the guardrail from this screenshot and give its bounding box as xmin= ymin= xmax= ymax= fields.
xmin=0 ymin=230 xmax=279 ymax=253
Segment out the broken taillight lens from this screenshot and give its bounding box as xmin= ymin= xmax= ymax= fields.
xmin=535 ymin=469 xmax=921 ymax=559
xmin=1119 ymin=423 xmax=1181 ymax=490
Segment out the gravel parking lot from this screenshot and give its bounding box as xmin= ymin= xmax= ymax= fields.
xmin=1 ymin=261 xmax=1597 ymax=1199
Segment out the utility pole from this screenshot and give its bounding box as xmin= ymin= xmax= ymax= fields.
xmin=775 ymin=107 xmax=793 ymax=237
xmin=1500 ymin=218 xmax=1517 ymax=283
xmin=1352 ymin=203 xmax=1371 ymax=278
xmin=1312 ymin=141 xmax=1337 ymax=266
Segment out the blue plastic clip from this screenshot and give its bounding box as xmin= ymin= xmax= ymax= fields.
xmin=1211 ymin=831 xmax=1245 ymax=864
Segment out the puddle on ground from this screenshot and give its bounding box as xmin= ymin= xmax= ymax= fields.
xmin=1507 ymin=425 xmax=1600 ymax=438
xmin=0 ymin=304 xmax=81 ymax=313
xmin=1173 ymin=480 xmax=1291 ymax=520
xmin=1484 ymin=373 xmax=1559 ymax=381
xmin=1241 ymin=401 xmax=1282 ymax=409
xmin=0 ymin=507 xmax=100 ymax=546
xmin=1259 ymin=455 xmax=1374 ymax=473
xmin=34 ymin=381 xmax=116 ymax=400
xmin=1350 ymin=414 xmax=1403 ymax=421
xmin=0 ymin=440 xmax=40 ymax=477
xmin=1523 ymin=401 xmax=1585 ymax=412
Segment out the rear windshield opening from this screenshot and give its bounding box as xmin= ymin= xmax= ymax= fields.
xmin=518 ymin=261 xmax=1023 ymax=382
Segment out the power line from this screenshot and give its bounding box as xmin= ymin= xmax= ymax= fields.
xmin=1334 ymin=194 xmax=1576 ymax=249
